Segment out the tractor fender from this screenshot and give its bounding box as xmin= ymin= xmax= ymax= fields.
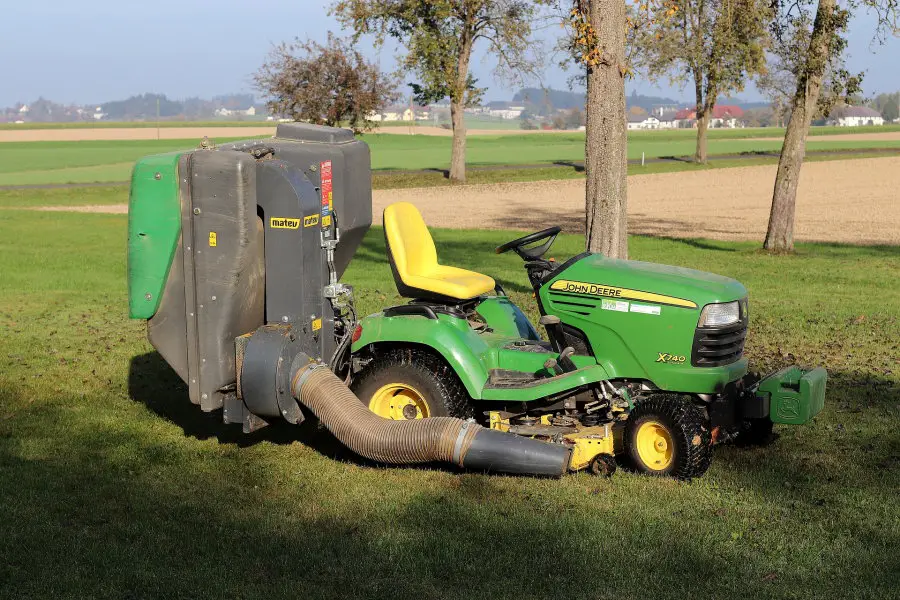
xmin=351 ymin=312 xmax=491 ymax=399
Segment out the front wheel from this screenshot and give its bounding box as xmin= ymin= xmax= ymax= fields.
xmin=623 ymin=395 xmax=713 ymax=479
xmin=351 ymin=347 xmax=473 ymax=420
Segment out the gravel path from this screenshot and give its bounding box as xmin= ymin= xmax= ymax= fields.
xmin=24 ymin=156 xmax=900 ymax=246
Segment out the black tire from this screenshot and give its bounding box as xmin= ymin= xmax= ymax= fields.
xmin=589 ymin=453 xmax=617 ymax=477
xmin=351 ymin=346 xmax=473 ymax=420
xmin=623 ymin=395 xmax=713 ymax=480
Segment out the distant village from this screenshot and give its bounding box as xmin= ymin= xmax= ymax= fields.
xmin=2 ymin=89 xmax=894 ymax=129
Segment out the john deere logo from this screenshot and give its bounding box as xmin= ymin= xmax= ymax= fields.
xmin=549 ymin=279 xmax=698 ymax=309
xmin=270 ymin=217 xmax=300 ymax=229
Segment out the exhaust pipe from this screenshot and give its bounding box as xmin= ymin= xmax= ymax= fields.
xmin=291 ymin=361 xmax=572 ymax=477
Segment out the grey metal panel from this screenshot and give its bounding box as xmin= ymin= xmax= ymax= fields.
xmin=255 ymin=159 xmax=323 ymax=327
xmin=239 ymin=325 xmax=303 ymax=422
xmin=188 ymin=151 xmax=265 ymax=411
xmin=275 ymin=122 xmax=355 ymax=144
xmin=147 ymin=239 xmax=189 ymax=384
xmin=145 ymin=125 xmax=370 ymax=423
xmin=178 ymin=153 xmax=202 ymax=406
xmin=219 ymin=131 xmax=372 ymax=281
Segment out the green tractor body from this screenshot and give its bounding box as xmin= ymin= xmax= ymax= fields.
xmin=127 ymin=125 xmax=826 ymax=480
xmin=353 ymin=256 xmax=754 ymax=399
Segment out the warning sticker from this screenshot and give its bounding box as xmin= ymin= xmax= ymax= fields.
xmin=630 ymin=303 xmax=661 ymax=315
xmin=208 ymin=231 xmax=217 ymax=247
xmin=320 ymin=160 xmax=333 ymax=225
xmin=601 ymin=299 xmax=629 ymax=313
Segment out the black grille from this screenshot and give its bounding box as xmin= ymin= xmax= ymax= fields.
xmin=691 ymin=319 xmax=747 ymax=367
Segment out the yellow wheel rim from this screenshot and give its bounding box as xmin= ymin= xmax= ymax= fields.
xmin=635 ymin=421 xmax=674 ymax=471
xmin=368 ymin=383 xmax=430 ymax=420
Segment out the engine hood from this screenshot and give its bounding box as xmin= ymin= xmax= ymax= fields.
xmin=546 ymin=254 xmax=747 ymax=309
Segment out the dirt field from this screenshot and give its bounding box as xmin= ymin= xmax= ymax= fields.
xmin=369 ymin=157 xmax=900 ymax=245
xmin=31 ymin=156 xmax=899 ymax=245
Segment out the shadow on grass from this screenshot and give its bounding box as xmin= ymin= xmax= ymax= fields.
xmin=2 ymin=356 xmax=898 ymax=598
xmin=3 ymin=367 xmax=898 ymax=598
xmin=641 ymin=236 xmax=738 ymax=252
xmin=128 ymin=352 xmax=351 ymax=458
xmin=551 ymin=160 xmax=585 ymax=172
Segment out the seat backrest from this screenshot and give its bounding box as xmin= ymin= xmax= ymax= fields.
xmin=383 ymin=202 xmax=438 ymax=278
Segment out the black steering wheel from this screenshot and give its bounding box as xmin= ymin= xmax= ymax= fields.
xmin=495 ymin=226 xmax=562 ymax=260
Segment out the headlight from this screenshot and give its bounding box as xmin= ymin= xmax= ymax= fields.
xmin=698 ymin=301 xmax=741 ymax=328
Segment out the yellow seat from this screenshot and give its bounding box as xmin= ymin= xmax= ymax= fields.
xmin=384 ymin=202 xmax=496 ymax=302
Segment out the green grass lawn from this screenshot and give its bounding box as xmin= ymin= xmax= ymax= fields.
xmin=1 ymin=208 xmax=897 ymax=599
xmin=2 ymin=130 xmax=899 ymax=186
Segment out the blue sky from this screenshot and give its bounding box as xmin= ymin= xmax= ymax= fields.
xmin=0 ymin=0 xmax=897 ymax=107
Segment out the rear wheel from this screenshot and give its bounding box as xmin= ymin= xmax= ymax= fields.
xmin=351 ymin=347 xmax=473 ymax=420
xmin=623 ymin=395 xmax=713 ymax=479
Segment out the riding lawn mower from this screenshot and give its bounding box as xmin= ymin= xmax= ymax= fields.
xmin=127 ymin=123 xmax=826 ymax=479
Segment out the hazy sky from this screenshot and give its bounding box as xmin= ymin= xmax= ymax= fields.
xmin=1 ymin=0 xmax=897 ymax=107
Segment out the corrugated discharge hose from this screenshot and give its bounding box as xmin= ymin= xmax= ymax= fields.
xmin=291 ymin=362 xmax=572 ymax=477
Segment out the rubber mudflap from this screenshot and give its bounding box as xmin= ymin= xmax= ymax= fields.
xmin=462 ymin=428 xmax=571 ymax=477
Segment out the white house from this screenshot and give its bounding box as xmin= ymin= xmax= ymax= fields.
xmin=486 ymin=101 xmax=525 ymax=120
xmin=626 ymin=114 xmax=660 ymax=130
xmin=657 ymin=111 xmax=678 ymax=129
xmin=828 ymin=105 xmax=884 ymax=127
xmin=215 ymin=106 xmax=256 ymax=117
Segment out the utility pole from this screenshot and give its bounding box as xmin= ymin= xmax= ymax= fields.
xmin=156 ymin=97 xmax=161 ymax=140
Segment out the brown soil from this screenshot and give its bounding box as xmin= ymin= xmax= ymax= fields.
xmin=26 ymin=157 xmax=900 ymax=246
xmin=370 ymin=156 xmax=900 ymax=245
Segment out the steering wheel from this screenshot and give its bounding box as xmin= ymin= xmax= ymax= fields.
xmin=495 ymin=226 xmax=562 ymax=260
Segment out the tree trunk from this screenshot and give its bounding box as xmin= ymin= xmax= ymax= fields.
xmin=695 ymin=111 xmax=709 ymax=163
xmin=764 ymin=0 xmax=836 ymax=251
xmin=693 ymin=68 xmax=708 ymax=163
xmin=449 ymin=100 xmax=467 ymax=182
xmin=584 ymin=0 xmax=628 ymax=259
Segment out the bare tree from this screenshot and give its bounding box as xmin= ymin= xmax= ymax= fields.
xmin=253 ymin=33 xmax=399 ymax=133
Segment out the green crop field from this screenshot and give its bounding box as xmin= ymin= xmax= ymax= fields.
xmin=1 ymin=131 xmax=899 ymax=187
xmin=0 ymin=201 xmax=897 ymax=599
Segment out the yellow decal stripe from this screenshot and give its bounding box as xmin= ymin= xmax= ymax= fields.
xmin=270 ymin=217 xmax=301 ymax=229
xmin=549 ymin=279 xmax=697 ymax=308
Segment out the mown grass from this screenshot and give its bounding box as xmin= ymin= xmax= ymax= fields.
xmin=0 ymin=208 xmax=897 ymax=599
xmin=2 ymin=149 xmax=894 ymax=203
xmin=2 ymin=129 xmax=899 ymax=186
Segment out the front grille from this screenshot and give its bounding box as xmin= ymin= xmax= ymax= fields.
xmin=691 ymin=319 xmax=747 ymax=367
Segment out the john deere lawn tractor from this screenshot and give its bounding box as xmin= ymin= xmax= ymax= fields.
xmin=128 ymin=123 xmax=826 ymax=479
